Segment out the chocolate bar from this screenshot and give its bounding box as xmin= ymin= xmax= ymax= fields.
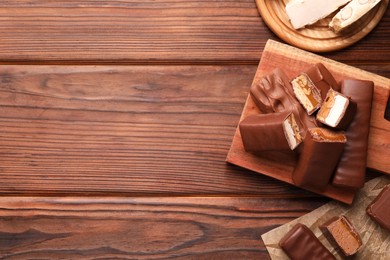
xmin=305 ymin=63 xmax=340 ymax=99
xmin=321 ymin=215 xmax=362 ymax=256
xmin=316 ymin=88 xmax=357 ymax=130
xmin=279 ymin=223 xmax=336 ymax=260
xmin=332 ymin=79 xmax=374 ymax=189
xmin=250 ymin=69 xmax=318 ymax=138
xmin=385 ymin=95 xmax=390 ymax=121
xmin=366 ymin=185 xmax=390 ymax=232
xmin=292 ymin=127 xmax=346 ymax=190
xmin=291 ymin=73 xmax=322 ymax=115
xmin=239 ymin=112 xmax=302 ymax=152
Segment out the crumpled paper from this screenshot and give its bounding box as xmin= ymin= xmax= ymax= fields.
xmin=261 ymin=176 xmax=390 ymax=260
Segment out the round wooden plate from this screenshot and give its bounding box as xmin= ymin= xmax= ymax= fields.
xmin=256 ymin=0 xmax=389 ymax=52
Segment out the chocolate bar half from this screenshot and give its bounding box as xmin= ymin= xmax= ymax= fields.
xmin=239 ymin=112 xmax=302 ymax=152
xmin=305 ymin=63 xmax=340 ymax=98
xmin=321 ymin=215 xmax=362 ymax=256
xmin=279 ymin=223 xmax=336 ymax=260
xmin=292 ymin=127 xmax=346 ymax=191
xmin=366 ymin=185 xmax=390 ymax=232
xmin=250 ymin=69 xmax=318 ymax=138
xmin=316 ymin=88 xmax=357 ymax=130
xmin=291 ymin=73 xmax=322 ymax=115
xmin=332 ymin=79 xmax=374 ymax=189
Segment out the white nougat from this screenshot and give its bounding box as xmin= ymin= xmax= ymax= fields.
xmin=285 ymin=0 xmax=351 ymax=29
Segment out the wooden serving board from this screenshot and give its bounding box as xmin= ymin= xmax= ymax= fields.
xmin=256 ymin=0 xmax=389 ymax=52
xmin=226 ymin=40 xmax=390 ymax=204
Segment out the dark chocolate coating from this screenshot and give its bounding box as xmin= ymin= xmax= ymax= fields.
xmin=367 ymin=185 xmax=390 ymax=232
xmin=385 ymin=94 xmax=390 ymax=121
xmin=293 ymin=128 xmax=345 ymax=191
xmin=239 ymin=112 xmax=291 ymax=152
xmin=320 ymin=215 xmax=362 ymax=256
xmin=250 ymin=68 xmax=317 ymax=138
xmin=306 ymin=63 xmax=340 ymax=99
xmin=336 ymin=99 xmax=357 ymax=130
xmin=332 ymin=79 xmax=374 ymax=189
xmin=279 ymin=223 xmax=336 ymax=260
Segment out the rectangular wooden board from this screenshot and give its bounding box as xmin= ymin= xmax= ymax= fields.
xmin=226 ymin=40 xmax=390 ymax=204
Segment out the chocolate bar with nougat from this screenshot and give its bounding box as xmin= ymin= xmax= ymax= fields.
xmin=250 ymin=69 xmax=318 ymax=139
xmin=292 ymin=127 xmax=346 ymax=191
xmin=291 ymin=73 xmax=323 ymax=115
xmin=332 ymin=79 xmax=374 ymax=189
xmin=305 ymin=63 xmax=340 ymax=99
xmin=316 ymin=88 xmax=357 ymax=130
xmin=321 ymin=215 xmax=362 ymax=256
xmin=279 ymin=223 xmax=336 ymax=260
xmin=239 ymin=112 xmax=302 ymax=152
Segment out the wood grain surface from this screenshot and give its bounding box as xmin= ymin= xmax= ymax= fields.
xmin=0 ymin=0 xmax=389 ymax=258
xmin=0 ymin=196 xmax=326 ymax=259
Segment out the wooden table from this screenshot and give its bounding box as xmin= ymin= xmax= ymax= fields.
xmin=0 ymin=1 xmax=388 ymax=259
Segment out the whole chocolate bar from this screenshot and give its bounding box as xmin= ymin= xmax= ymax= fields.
xmin=292 ymin=127 xmax=346 ymax=191
xmin=279 ymin=223 xmax=336 ymax=260
xmin=366 ymin=185 xmax=390 ymax=232
xmin=239 ymin=112 xmax=302 ymax=152
xmin=250 ymin=69 xmax=317 ymax=138
xmin=321 ymin=215 xmax=362 ymax=256
xmin=305 ymin=63 xmax=340 ymax=98
xmin=316 ymin=88 xmax=357 ymax=130
xmin=332 ymin=79 xmax=374 ymax=189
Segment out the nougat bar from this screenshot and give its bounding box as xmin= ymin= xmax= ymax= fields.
xmin=250 ymin=69 xmax=318 ymax=138
xmin=285 ymin=0 xmax=351 ymax=29
xmin=317 ymin=88 xmax=357 ymax=130
xmin=291 ymin=73 xmax=322 ymax=115
xmin=292 ymin=128 xmax=346 ymax=191
xmin=321 ymin=216 xmax=362 ymax=256
xmin=330 ymin=0 xmax=382 ymax=33
xmin=332 ymin=79 xmax=374 ymax=189
xmin=239 ymin=112 xmax=302 ymax=152
xmin=305 ymin=63 xmax=340 ymax=99
xmin=366 ymin=185 xmax=390 ymax=232
xmin=279 ymin=223 xmax=336 ymax=260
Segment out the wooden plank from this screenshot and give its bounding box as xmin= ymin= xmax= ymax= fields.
xmin=0 ymin=64 xmax=324 ymax=196
xmin=227 ymin=40 xmax=390 ymax=204
xmin=0 ymin=196 xmax=327 ymax=259
xmin=0 ymin=0 xmax=389 ymax=68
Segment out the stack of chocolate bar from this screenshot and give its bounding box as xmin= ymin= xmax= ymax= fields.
xmin=239 ymin=63 xmax=374 ymax=192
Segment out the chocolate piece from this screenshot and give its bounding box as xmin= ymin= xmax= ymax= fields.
xmin=291 ymin=73 xmax=322 ymax=115
xmin=279 ymin=223 xmax=336 ymax=260
xmin=239 ymin=112 xmax=302 ymax=152
xmin=316 ymin=89 xmax=357 ymax=130
xmin=250 ymin=69 xmax=318 ymax=138
xmin=321 ymin=216 xmax=362 ymax=256
xmin=385 ymin=95 xmax=390 ymax=121
xmin=305 ymin=63 xmax=340 ymax=99
xmin=332 ymin=79 xmax=374 ymax=189
xmin=367 ymin=185 xmax=390 ymax=232
xmin=292 ymin=127 xmax=346 ymax=190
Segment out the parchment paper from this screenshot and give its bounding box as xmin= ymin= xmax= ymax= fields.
xmin=261 ymin=176 xmax=390 ymax=260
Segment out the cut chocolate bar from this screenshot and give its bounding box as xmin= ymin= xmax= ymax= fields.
xmin=321 ymin=215 xmax=362 ymax=256
xmin=239 ymin=112 xmax=302 ymax=152
xmin=305 ymin=63 xmax=340 ymax=99
xmin=279 ymin=223 xmax=336 ymax=260
xmin=292 ymin=127 xmax=346 ymax=191
xmin=291 ymin=73 xmax=322 ymax=115
xmin=332 ymin=79 xmax=374 ymax=189
xmin=250 ymin=69 xmax=318 ymax=138
xmin=316 ymin=88 xmax=357 ymax=130
xmin=366 ymin=185 xmax=390 ymax=232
